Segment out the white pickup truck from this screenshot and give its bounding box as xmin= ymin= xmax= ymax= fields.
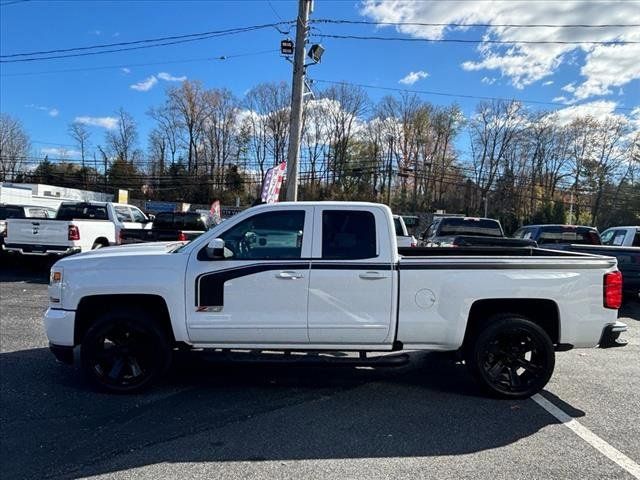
xmin=3 ymin=201 xmax=150 ymax=256
xmin=44 ymin=202 xmax=627 ymax=398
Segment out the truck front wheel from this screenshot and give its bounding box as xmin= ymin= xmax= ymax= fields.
xmin=466 ymin=315 xmax=555 ymax=399
xmin=80 ymin=309 xmax=172 ymax=393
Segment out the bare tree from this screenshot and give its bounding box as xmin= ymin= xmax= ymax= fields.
xmin=0 ymin=113 xmax=30 ymax=181
xmin=68 ymin=121 xmax=91 ymax=188
xmin=105 ymin=108 xmax=138 ymax=164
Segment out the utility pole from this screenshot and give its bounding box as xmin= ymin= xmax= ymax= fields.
xmin=483 ymin=194 xmax=489 ymax=218
xmin=284 ymin=0 xmax=312 ymax=202
xmin=387 ymin=136 xmax=394 ymax=206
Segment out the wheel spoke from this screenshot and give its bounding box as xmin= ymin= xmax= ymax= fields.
xmin=514 ymin=357 xmax=542 ymax=374
xmin=507 ymin=367 xmax=522 ymax=389
xmin=108 ymin=356 xmax=125 ymax=380
xmin=128 ymin=357 xmax=143 ymax=378
xmin=487 ymin=359 xmax=506 ymax=379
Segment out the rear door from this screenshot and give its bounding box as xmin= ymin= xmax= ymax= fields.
xmin=307 ymin=207 xmax=395 ymax=345
xmin=186 ymin=207 xmax=314 ymax=344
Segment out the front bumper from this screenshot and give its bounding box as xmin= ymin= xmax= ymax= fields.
xmin=598 ymin=321 xmax=628 ymax=348
xmin=44 ymin=308 xmax=76 ymax=346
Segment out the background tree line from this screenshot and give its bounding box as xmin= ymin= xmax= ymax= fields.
xmin=1 ymin=79 xmax=638 ymax=231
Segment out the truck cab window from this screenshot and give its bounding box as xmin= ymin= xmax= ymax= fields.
xmin=130 ymin=207 xmax=147 ymax=223
xmin=114 ymin=206 xmax=133 ymax=222
xmin=217 ymin=210 xmax=305 ymax=260
xmin=322 ymin=210 xmax=376 ymax=260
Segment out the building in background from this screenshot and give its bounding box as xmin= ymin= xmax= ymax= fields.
xmin=0 ymin=183 xmax=113 ymax=209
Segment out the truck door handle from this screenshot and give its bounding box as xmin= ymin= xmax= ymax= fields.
xmin=359 ymin=271 xmax=387 ymax=280
xmin=276 ymin=271 xmax=304 ymax=280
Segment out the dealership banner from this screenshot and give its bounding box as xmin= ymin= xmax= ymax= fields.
xmin=261 ymin=162 xmax=286 ymax=204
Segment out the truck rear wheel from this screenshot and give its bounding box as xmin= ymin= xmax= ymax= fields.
xmin=466 ymin=315 xmax=554 ymax=399
xmin=80 ymin=309 xmax=172 ymax=393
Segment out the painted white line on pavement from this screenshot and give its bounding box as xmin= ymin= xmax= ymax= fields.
xmin=532 ymin=393 xmax=640 ymax=479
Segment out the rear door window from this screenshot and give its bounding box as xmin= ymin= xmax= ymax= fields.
xmin=633 ymin=231 xmax=640 ymax=247
xmin=322 ymin=210 xmax=376 ymax=260
xmin=0 ymin=206 xmax=25 ymax=219
xmin=114 ymin=206 xmax=133 ymax=222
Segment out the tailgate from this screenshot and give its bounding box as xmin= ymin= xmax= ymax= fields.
xmin=6 ymin=219 xmax=69 ymax=246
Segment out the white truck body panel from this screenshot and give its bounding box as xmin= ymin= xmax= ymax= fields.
xmin=45 ymin=202 xmax=620 ymax=353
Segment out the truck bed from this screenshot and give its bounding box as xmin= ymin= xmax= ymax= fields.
xmin=398 ymin=246 xmax=594 ymax=258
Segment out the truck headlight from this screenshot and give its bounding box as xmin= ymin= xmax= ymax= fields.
xmin=49 ymin=268 xmax=63 ymax=304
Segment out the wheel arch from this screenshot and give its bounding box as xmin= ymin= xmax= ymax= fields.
xmin=93 ymin=237 xmax=110 ymax=248
xmin=74 ymin=294 xmax=175 ymax=346
xmin=462 ymin=298 xmax=560 ymax=349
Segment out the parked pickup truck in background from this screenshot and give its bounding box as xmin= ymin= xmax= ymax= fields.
xmin=513 ymin=224 xmax=601 ymax=247
xmin=420 ymin=216 xmax=505 ymax=247
xmin=45 ymin=202 xmax=626 ymax=398
xmin=1 ymin=203 xmax=57 ymax=248
xmin=393 ymin=214 xmax=418 ymax=248
xmin=563 ymin=244 xmax=640 ymax=301
xmin=120 ymin=211 xmax=211 ymax=244
xmin=4 ymin=201 xmax=150 ymax=256
xmin=600 ymin=226 xmax=640 ymax=247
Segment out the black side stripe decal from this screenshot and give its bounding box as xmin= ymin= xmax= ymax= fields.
xmin=195 ymin=262 xmax=394 ymax=307
xmin=196 ymin=263 xmax=310 ymax=307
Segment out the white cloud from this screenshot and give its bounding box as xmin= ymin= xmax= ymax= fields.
xmin=121 ymin=67 xmax=131 ymax=74
xmin=481 ymin=76 xmax=496 ymax=85
xmin=130 ymin=75 xmax=158 ymax=92
xmin=548 ymin=100 xmax=621 ymax=125
xmin=398 ymin=70 xmax=429 ymax=85
xmin=157 ymin=72 xmax=187 ymax=82
xmin=542 ymin=80 xmax=554 ymax=86
xmin=74 ymin=116 xmax=118 ymax=130
xmin=25 ymin=104 xmax=59 ymax=117
xmin=362 ymin=1 xmax=640 ymax=99
xmin=89 ymin=29 xmax=101 ymax=36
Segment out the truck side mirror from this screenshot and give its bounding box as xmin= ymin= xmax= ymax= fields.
xmin=206 ymin=238 xmax=225 ymax=259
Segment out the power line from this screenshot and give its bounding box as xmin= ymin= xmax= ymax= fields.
xmin=0 ymin=49 xmax=280 ymax=77
xmin=311 ymin=78 xmax=636 ymax=112
xmin=311 ymin=32 xmax=639 ymax=46
xmin=311 ymin=18 xmax=640 ymax=28
xmin=0 ymin=22 xmax=293 ymax=63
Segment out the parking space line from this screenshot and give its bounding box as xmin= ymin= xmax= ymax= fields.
xmin=532 ymin=393 xmax=640 ymax=479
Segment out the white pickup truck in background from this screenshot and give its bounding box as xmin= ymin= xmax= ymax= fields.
xmin=393 ymin=214 xmax=418 ymax=248
xmin=3 ymin=201 xmax=151 ymax=256
xmin=44 ymin=202 xmax=627 ymax=398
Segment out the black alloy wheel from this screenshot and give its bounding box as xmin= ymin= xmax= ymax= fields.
xmin=81 ymin=311 xmax=171 ymax=393
xmin=467 ymin=315 xmax=555 ymax=399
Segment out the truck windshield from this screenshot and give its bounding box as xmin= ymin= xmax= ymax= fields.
xmin=439 ymin=218 xmax=503 ymax=237
xmin=56 ymin=204 xmax=108 ymax=221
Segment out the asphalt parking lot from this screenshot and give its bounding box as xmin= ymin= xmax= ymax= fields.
xmin=1 ymin=257 xmax=639 ymax=480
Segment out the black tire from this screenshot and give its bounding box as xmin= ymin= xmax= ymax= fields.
xmin=80 ymin=309 xmax=172 ymax=393
xmin=465 ymin=314 xmax=555 ymax=399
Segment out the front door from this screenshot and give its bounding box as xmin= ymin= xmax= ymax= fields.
xmin=186 ymin=207 xmax=314 ymax=344
xmin=307 ymin=208 xmax=395 ymax=345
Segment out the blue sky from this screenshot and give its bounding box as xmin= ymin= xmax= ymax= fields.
xmin=1 ymin=0 xmax=638 ymax=160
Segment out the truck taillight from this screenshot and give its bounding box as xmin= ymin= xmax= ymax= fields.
xmin=117 ymin=229 xmax=123 ymax=245
xmin=604 ymin=271 xmax=623 ymax=309
xmin=410 ymin=239 xmax=417 ymax=247
xmin=68 ymin=225 xmax=80 ymax=241
xmin=177 ymin=231 xmax=187 ymax=242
